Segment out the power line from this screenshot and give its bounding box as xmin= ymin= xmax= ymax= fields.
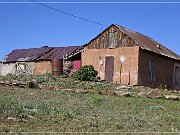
xmin=30 ymin=0 xmax=106 ymax=28
xmin=1 ymin=2 xmax=180 ymax=4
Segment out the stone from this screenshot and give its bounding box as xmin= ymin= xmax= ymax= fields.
xmin=114 ymin=91 xmax=131 ymax=97
xmin=19 ymin=85 xmax=25 ymax=88
xmin=75 ymin=89 xmax=89 ymax=94
xmin=0 ymin=81 xmax=5 ymax=85
xmin=164 ymin=95 xmax=180 ymax=101
xmin=116 ymin=85 xmax=131 ymax=90
xmin=5 ymin=81 xmax=12 ymax=86
xmin=89 ymin=89 xmax=99 ymax=94
xmin=137 ymin=92 xmax=147 ymax=98
xmin=62 ymin=89 xmax=74 ymax=92
xmin=173 ymin=90 xmax=178 ymax=93
xmin=7 ymin=117 xmax=17 ymax=120
xmin=146 ymin=90 xmax=163 ymax=99
xmin=99 ymin=90 xmax=114 ymax=96
xmin=24 ymin=108 xmax=38 ymax=113
xmin=27 ymin=81 xmax=39 ymax=89
xmin=27 ymin=115 xmax=36 ymax=119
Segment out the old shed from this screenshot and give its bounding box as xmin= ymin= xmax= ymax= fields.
xmin=0 ymin=46 xmax=82 ymax=76
xmin=82 ymin=24 xmax=180 ymax=90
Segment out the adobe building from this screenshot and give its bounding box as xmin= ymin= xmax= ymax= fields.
xmin=82 ymin=24 xmax=180 ymax=90
xmin=0 ymin=46 xmax=82 ymax=76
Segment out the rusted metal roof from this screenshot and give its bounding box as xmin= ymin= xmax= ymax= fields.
xmin=84 ymin=24 xmax=179 ymax=60
xmin=4 ymin=46 xmax=82 ymax=62
xmin=115 ymin=24 xmax=180 ymax=60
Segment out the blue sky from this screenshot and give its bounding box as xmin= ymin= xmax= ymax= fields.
xmin=0 ymin=0 xmax=180 ymax=59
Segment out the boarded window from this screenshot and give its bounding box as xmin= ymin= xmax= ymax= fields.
xmin=109 ymin=32 xmax=114 ymax=48
xmin=108 ymin=32 xmax=118 ymax=48
xmin=148 ymin=60 xmax=154 ymax=81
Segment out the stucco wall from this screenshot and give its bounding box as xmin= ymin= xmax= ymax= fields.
xmin=0 ymin=63 xmax=15 ymax=76
xmin=82 ymin=46 xmax=139 ymax=85
xmin=0 ymin=62 xmax=35 ymax=76
xmin=138 ymin=49 xmax=180 ymax=90
xmin=1 ymin=61 xmax=52 ymax=76
xmin=33 ymin=61 xmax=52 ymax=75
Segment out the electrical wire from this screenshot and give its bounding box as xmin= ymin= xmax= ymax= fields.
xmin=30 ymin=0 xmax=105 ymax=76
xmin=30 ymin=0 xmax=106 ymax=28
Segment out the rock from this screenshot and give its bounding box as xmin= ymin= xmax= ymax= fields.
xmin=116 ymin=85 xmax=131 ymax=90
xmin=137 ymin=92 xmax=146 ymax=98
xmin=19 ymin=85 xmax=25 ymax=88
xmin=0 ymin=81 xmax=5 ymax=85
xmin=39 ymin=85 xmax=54 ymax=90
xmin=7 ymin=117 xmax=17 ymax=120
xmin=23 ymin=108 xmax=38 ymax=113
xmin=146 ymin=90 xmax=163 ymax=99
xmin=99 ymin=90 xmax=114 ymax=96
xmin=27 ymin=115 xmax=36 ymax=119
xmin=21 ymin=118 xmax=28 ymax=122
xmin=164 ymin=95 xmax=180 ymax=101
xmin=12 ymin=80 xmax=25 ymax=86
xmin=75 ymin=89 xmax=89 ymax=94
xmin=62 ymin=89 xmax=74 ymax=92
xmin=89 ymin=89 xmax=99 ymax=94
xmin=114 ymin=91 xmax=131 ymax=97
xmin=173 ymin=90 xmax=178 ymax=93
xmin=27 ymin=81 xmax=39 ymax=89
xmin=5 ymin=81 xmax=12 ymax=86
xmin=75 ymin=81 xmax=80 ymax=83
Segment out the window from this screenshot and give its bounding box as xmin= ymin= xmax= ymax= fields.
xmin=148 ymin=60 xmax=154 ymax=81
xmin=109 ymin=32 xmax=114 ymax=48
xmin=174 ymin=66 xmax=180 ymax=86
xmin=108 ymin=32 xmax=118 ymax=48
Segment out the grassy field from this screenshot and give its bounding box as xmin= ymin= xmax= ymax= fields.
xmin=0 ymin=84 xmax=180 ymax=133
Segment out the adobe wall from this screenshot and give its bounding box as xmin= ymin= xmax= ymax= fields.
xmin=82 ymin=46 xmax=139 ymax=85
xmin=0 ymin=62 xmax=35 ymax=76
xmin=138 ymin=49 xmax=180 ymax=90
xmin=33 ymin=61 xmax=52 ymax=75
xmin=0 ymin=63 xmax=16 ymax=76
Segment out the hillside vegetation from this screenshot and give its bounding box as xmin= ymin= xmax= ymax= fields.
xmin=0 ymin=74 xmax=180 ymax=133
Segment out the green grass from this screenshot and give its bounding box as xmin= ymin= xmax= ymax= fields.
xmin=0 ymin=85 xmax=180 ymax=133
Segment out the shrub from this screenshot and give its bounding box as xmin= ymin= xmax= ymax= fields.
xmin=72 ymin=65 xmax=98 ymax=81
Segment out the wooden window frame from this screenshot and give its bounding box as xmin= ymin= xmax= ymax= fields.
xmin=108 ymin=31 xmax=118 ymax=49
xmin=148 ymin=59 xmax=155 ymax=82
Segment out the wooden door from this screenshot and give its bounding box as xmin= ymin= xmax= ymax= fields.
xmin=105 ymin=56 xmax=114 ymax=82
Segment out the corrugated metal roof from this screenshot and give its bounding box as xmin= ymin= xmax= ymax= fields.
xmin=4 ymin=46 xmax=82 ymax=62
xmin=115 ymin=24 xmax=180 ymax=60
xmin=85 ymin=24 xmax=179 ymax=60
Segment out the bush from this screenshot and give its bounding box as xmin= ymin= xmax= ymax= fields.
xmin=72 ymin=65 xmax=98 ymax=81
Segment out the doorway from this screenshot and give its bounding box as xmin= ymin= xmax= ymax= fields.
xmin=105 ymin=56 xmax=114 ymax=82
